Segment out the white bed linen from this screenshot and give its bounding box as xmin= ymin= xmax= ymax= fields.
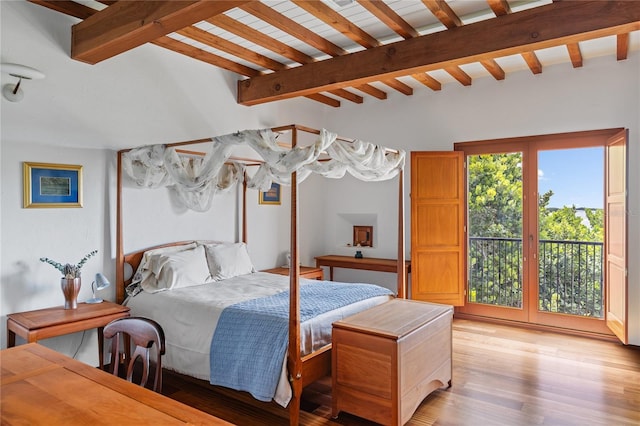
xmin=124 ymin=271 xmax=392 ymax=406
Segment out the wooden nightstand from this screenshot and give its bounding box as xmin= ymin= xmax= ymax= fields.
xmin=6 ymin=301 xmax=130 ymax=368
xmin=262 ymin=266 xmax=324 ymax=280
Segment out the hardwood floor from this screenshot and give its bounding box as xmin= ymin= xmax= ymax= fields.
xmin=162 ymin=319 xmax=640 ymax=425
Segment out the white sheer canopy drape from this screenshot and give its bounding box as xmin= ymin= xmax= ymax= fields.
xmin=122 ymin=128 xmax=405 ymax=212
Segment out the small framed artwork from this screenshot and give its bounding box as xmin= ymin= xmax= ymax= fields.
xmin=353 ymin=225 xmax=373 ymax=247
xmin=259 ymin=182 xmax=281 ymax=205
xmin=23 ymin=162 xmax=83 ymax=208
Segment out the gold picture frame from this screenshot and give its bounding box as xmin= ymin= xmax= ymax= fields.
xmin=259 ymin=182 xmax=281 ymax=205
xmin=23 ymin=162 xmax=83 ymax=208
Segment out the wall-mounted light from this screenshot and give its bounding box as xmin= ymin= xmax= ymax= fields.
xmin=1 ymin=63 xmax=45 ymax=102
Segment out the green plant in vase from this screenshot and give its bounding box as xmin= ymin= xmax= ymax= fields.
xmin=40 ymin=250 xmax=98 ymax=309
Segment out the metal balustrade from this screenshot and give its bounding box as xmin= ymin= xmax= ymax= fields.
xmin=468 ymin=237 xmax=604 ymax=318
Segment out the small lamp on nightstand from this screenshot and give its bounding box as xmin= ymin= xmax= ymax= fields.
xmin=86 ymin=273 xmax=110 ymax=304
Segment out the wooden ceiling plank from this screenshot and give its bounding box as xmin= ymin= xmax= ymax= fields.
xmin=237 ymin=1 xmax=640 ymax=105
xmin=207 ymin=14 xmax=314 ymax=65
xmin=480 ymin=59 xmax=506 ymax=80
xmin=177 ymin=26 xmax=285 ymax=71
xmin=240 ymin=1 xmax=387 ymax=99
xmin=206 ymin=15 xmax=363 ymax=104
xmin=152 ymin=36 xmax=261 ymax=77
xmin=487 ymin=0 xmax=511 ymax=17
xmin=357 ymin=0 xmax=419 ymax=39
xmin=521 ymin=51 xmax=543 ymax=74
xmin=422 ymin=0 xmax=462 ymax=29
xmin=445 ymin=66 xmax=472 ymax=86
xmin=566 ymin=42 xmax=583 ymax=68
xmin=292 ymin=0 xmax=379 ymax=49
xmin=411 ymin=73 xmax=442 ymax=91
xmin=27 ymin=0 xmax=95 ymax=20
xmin=293 ymin=0 xmax=415 ymax=96
xmin=617 ymin=33 xmax=629 ymax=60
xmin=72 ymin=0 xmax=251 ymax=64
xmin=241 ymin=2 xmax=347 ymax=56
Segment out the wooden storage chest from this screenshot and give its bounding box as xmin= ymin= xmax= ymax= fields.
xmin=332 ymin=299 xmax=453 ymax=425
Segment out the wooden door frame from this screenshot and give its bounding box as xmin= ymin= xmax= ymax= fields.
xmin=454 ymin=129 xmax=624 ymax=336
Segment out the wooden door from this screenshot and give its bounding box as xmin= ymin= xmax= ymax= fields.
xmin=410 ymin=152 xmax=464 ymax=306
xmin=605 ymin=129 xmax=628 ymax=344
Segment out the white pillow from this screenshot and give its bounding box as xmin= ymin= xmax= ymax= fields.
xmin=205 ymin=242 xmax=255 ymax=281
xmin=134 ymin=242 xmax=197 ymax=288
xmin=142 ymin=245 xmax=212 ymax=293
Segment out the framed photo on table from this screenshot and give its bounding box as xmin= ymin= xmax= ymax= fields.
xmin=259 ymin=182 xmax=281 ymax=205
xmin=23 ymin=162 xmax=83 ymax=208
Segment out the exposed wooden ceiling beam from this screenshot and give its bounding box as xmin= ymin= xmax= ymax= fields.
xmin=357 ymin=0 xmax=419 ymax=39
xmin=237 ymin=1 xmax=640 ymax=105
xmin=617 ymin=33 xmax=630 ymax=60
xmin=292 ymin=0 xmax=412 ymax=96
xmin=422 ymin=0 xmax=462 ymax=29
xmin=486 ymin=0 xmax=511 ymax=16
xmin=152 ymin=36 xmax=261 ymax=77
xmin=71 ymin=1 xmax=251 ymax=64
xmin=205 ymin=15 xmax=362 ymax=104
xmin=28 ymin=0 xmax=95 ymax=19
xmin=240 ymin=1 xmax=387 ymax=100
xmin=480 ymin=59 xmax=506 ymax=80
xmin=521 ymin=51 xmax=543 ymax=74
xmin=411 ymin=72 xmax=442 ymax=91
xmin=566 ymin=43 xmax=584 ymax=68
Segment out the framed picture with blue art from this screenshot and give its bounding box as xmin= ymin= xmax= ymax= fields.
xmin=23 ymin=162 xmax=83 ymax=208
xmin=259 ymin=182 xmax=281 ymax=205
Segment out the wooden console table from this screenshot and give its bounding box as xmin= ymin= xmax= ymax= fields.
xmin=315 ymin=255 xmax=410 ymax=287
xmin=6 ymin=302 xmax=130 ymax=369
xmin=1 ymin=343 xmax=230 ymax=425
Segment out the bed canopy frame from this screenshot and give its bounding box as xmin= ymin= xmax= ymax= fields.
xmin=115 ymin=123 xmax=406 ymax=425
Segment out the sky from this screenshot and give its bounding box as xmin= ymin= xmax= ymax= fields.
xmin=537 ymin=147 xmax=604 ymax=209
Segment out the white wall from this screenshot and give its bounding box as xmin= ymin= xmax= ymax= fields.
xmin=0 ymin=1 xmax=324 ymax=363
xmin=1 ymin=0 xmax=638 ymax=367
xmin=320 ymin=54 xmax=640 ymax=344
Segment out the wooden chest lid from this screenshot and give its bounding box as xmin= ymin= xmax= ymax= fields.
xmin=333 ymin=298 xmax=452 ymax=339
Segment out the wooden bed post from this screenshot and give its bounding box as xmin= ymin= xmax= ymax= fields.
xmin=242 ymin=171 xmax=248 ymax=244
xmin=288 ymin=126 xmax=302 ymax=426
xmin=116 ymin=150 xmax=125 ymax=304
xmin=397 ymin=169 xmax=406 ymax=298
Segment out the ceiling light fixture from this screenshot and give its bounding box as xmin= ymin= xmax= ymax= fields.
xmin=1 ymin=63 xmax=45 ymax=102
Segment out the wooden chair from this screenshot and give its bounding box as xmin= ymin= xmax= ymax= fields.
xmin=104 ymin=316 xmax=166 ymax=392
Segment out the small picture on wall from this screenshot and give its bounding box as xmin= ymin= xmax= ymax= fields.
xmin=23 ymin=162 xmax=83 ymax=208
xmin=259 ymin=182 xmax=281 ymax=205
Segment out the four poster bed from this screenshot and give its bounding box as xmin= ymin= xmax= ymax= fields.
xmin=114 ymin=124 xmax=407 ymax=425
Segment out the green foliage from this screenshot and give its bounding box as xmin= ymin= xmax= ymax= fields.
xmin=467 ymin=153 xmax=604 ymax=318
xmin=40 ymin=250 xmax=98 ymax=278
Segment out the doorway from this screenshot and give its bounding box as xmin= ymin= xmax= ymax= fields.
xmin=455 ymin=132 xmax=616 ymax=335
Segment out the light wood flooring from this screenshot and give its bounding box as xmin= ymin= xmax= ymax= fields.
xmin=162 ymin=319 xmax=640 ymax=425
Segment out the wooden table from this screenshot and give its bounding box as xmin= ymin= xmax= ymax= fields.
xmin=332 ymin=299 xmax=453 ymax=426
xmin=315 ymin=255 xmax=410 ymax=284
xmin=6 ymin=302 xmax=130 ymax=369
xmin=262 ymin=266 xmax=324 ymax=280
xmin=0 ymin=343 xmax=230 ymax=425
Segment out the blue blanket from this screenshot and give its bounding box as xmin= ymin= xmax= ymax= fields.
xmin=209 ymin=280 xmax=392 ymax=402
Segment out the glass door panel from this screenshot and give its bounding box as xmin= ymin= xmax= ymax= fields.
xmin=467 ymin=153 xmax=524 ymax=313
xmin=537 ymin=147 xmax=605 ymax=319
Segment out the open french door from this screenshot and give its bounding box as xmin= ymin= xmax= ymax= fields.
xmin=605 ymin=129 xmax=628 ymax=344
xmin=411 ymin=129 xmax=628 ymax=343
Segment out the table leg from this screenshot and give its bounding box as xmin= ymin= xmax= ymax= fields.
xmin=98 ymin=326 xmax=104 ymax=370
xmin=7 ymin=329 xmax=16 ymax=348
xmin=330 ymin=266 xmax=334 ymax=281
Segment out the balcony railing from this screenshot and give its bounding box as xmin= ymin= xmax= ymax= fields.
xmin=468 ymin=237 xmax=604 ymax=318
